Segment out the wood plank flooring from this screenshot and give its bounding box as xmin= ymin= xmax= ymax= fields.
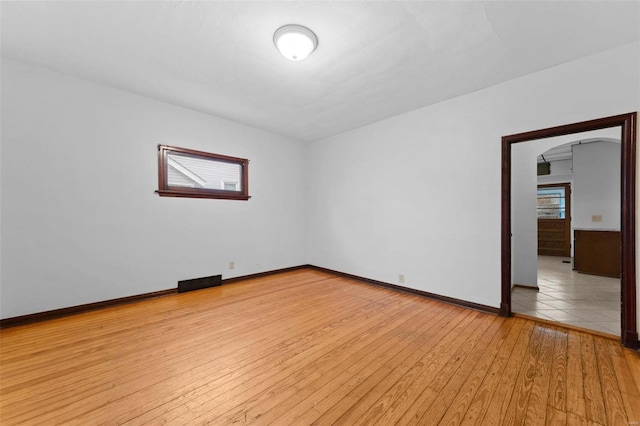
xmin=1 ymin=269 xmax=639 ymax=425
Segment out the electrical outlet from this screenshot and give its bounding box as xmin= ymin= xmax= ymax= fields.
xmin=591 ymin=215 xmax=602 ymax=222
xmin=229 ymin=261 xmax=235 ymax=270
xmin=399 ymin=274 xmax=405 ymax=284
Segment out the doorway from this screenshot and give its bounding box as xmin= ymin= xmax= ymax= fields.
xmin=501 ymin=112 xmax=638 ymax=349
xmin=537 ymin=183 xmax=571 ymax=257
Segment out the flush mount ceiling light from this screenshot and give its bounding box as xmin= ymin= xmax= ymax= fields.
xmin=273 ymin=24 xmax=318 ymax=61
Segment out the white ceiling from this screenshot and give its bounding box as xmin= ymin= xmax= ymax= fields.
xmin=2 ymin=1 xmax=639 ymax=142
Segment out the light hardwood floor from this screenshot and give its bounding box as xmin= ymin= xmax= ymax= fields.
xmin=1 ymin=269 xmax=639 ymax=425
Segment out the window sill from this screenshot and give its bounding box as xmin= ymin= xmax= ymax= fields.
xmin=156 ymin=189 xmax=251 ymax=200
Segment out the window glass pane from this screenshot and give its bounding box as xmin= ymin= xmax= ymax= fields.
xmin=167 ymin=153 xmax=242 ymax=191
xmin=537 ymin=187 xmax=566 ymax=219
xmin=223 ymin=182 xmax=238 ymax=190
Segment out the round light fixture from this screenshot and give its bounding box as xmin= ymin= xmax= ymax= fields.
xmin=273 ymin=24 xmax=318 ymax=61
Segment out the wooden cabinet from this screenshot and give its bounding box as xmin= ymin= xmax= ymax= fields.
xmin=573 ymin=230 xmax=621 ymax=278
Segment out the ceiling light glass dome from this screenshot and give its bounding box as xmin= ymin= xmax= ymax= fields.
xmin=273 ymin=24 xmax=318 ymax=61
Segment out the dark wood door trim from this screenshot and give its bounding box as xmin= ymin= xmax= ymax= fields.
xmin=501 ymin=112 xmax=637 ymax=349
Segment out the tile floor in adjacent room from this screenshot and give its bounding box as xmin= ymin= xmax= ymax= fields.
xmin=511 ymin=255 xmax=620 ymax=335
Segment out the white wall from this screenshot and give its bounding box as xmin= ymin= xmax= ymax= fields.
xmin=307 ymin=41 xmax=639 ymax=311
xmin=0 ymin=58 xmax=308 ymax=318
xmin=573 ymin=141 xmax=621 ymax=231
xmin=512 ymin=141 xmax=549 ymax=288
xmin=511 ymin=142 xmax=539 ymax=287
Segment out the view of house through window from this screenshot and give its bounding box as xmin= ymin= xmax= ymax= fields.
xmin=167 ymin=152 xmax=241 ymax=191
xmin=157 ymin=145 xmax=250 ymax=200
xmin=536 ymin=187 xmax=566 ymax=218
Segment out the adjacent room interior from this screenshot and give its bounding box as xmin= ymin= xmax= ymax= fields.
xmin=510 ymin=129 xmax=624 ymax=336
xmin=1 ymin=1 xmax=639 ymax=424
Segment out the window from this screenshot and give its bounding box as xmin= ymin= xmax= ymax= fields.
xmin=157 ymin=145 xmax=250 ymax=200
xmin=537 ymin=187 xmax=566 ymax=218
xmin=223 ymin=181 xmax=238 ymax=191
